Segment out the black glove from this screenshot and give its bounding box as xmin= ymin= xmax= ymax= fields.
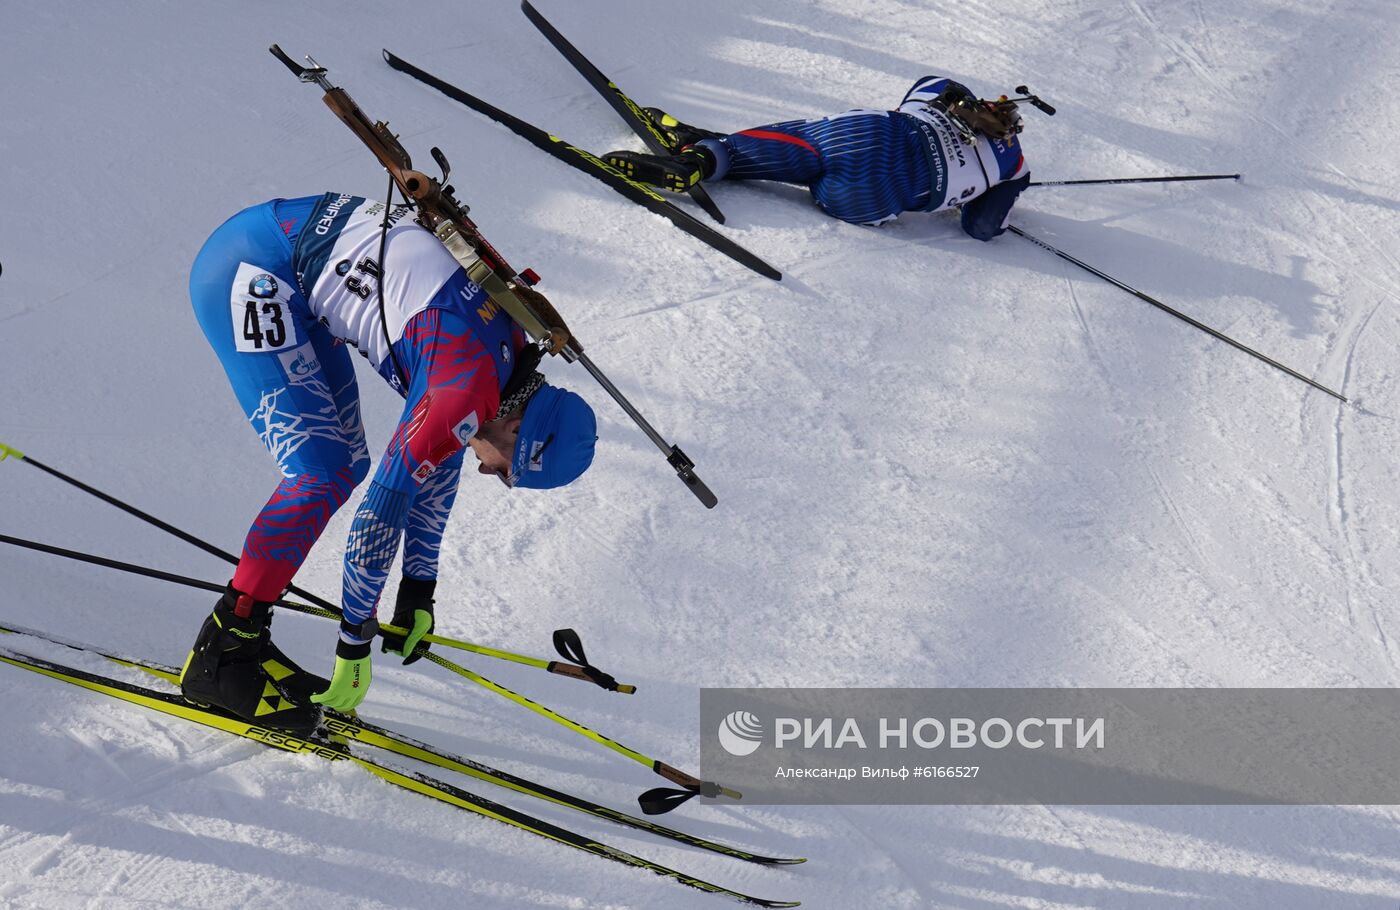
xmin=380 ymin=576 xmax=436 ymax=665
xmin=961 ymin=172 xmax=1031 ymax=241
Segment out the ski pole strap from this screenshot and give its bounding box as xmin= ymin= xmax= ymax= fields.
xmin=549 ymin=628 xmax=636 ymax=693
xmin=638 ymin=786 xmax=700 ymax=815
xmin=0 ymin=529 xmax=592 ymax=675
xmin=638 ymin=767 xmax=742 ymax=815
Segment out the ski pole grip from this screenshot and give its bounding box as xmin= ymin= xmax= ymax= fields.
xmin=548 ymin=660 xmax=638 ymax=694
xmin=654 ymin=762 xmax=703 ymax=790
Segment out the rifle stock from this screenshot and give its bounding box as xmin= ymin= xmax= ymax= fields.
xmin=270 ymin=44 xmax=716 ymax=506
xmin=271 ymin=44 xmax=572 ymax=354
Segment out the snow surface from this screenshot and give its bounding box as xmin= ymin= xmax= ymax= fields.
xmin=4 ymin=0 xmax=1400 ymax=907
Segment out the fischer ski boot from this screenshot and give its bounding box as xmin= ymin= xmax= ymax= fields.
xmin=180 ymin=583 xmax=321 ymax=734
xmin=261 ymin=620 xmax=331 ymax=705
xmin=606 ymin=145 xmax=716 ymax=193
xmin=641 ymin=107 xmax=723 ymax=152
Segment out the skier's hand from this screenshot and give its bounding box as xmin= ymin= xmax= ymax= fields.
xmin=382 ymin=607 xmax=433 ymax=665
xmin=382 ymin=577 xmax=435 ymax=666
xmin=311 ymin=636 xmax=373 ymax=712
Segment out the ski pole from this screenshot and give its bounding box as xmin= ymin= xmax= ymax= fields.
xmin=1006 ymin=225 xmax=1346 ymax=402
xmin=1029 ymin=173 xmax=1240 ymax=188
xmin=0 ymin=533 xmax=710 ymax=811
xmin=0 ymin=532 xmax=451 ymax=652
xmin=421 ymin=649 xmax=739 ymax=814
xmin=0 ymin=510 xmax=631 ymax=692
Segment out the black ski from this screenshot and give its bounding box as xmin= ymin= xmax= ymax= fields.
xmin=381 ymin=49 xmax=781 ymax=281
xmin=519 ymin=0 xmax=726 ymax=224
xmin=0 ymin=621 xmax=803 ymax=866
xmin=0 ymin=640 xmax=801 ymax=906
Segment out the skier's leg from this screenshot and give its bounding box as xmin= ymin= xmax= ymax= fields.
xmin=698 ymin=118 xmax=826 ymax=183
xmin=605 ymin=117 xmax=826 ymax=192
xmin=802 ymin=112 xmax=933 ymax=224
xmin=181 ymin=204 xmax=366 ymax=727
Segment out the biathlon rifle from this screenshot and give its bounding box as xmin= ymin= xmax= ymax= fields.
xmin=268 ymin=45 xmax=717 ymax=508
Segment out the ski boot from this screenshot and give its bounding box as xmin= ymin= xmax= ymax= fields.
xmin=640 ymin=107 xmax=723 ymax=152
xmin=606 ymin=145 xmax=716 ymax=193
xmin=180 ymin=583 xmax=322 ymax=735
xmin=262 ymin=618 xmax=332 ymax=705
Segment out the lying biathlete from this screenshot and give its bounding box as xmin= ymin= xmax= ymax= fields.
xmin=606 ymin=76 xmax=1031 ymax=240
xmin=182 ymin=192 xmax=597 ymax=733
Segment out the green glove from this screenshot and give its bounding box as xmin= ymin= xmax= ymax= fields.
xmin=392 ymin=609 xmax=433 ymax=663
xmin=382 ymin=576 xmax=435 ymax=665
xmin=311 ymin=631 xmax=373 ymax=711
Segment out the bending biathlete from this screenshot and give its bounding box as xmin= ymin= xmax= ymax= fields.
xmin=606 ymin=76 xmax=1032 ymax=240
xmin=181 ymin=192 xmax=597 ymax=733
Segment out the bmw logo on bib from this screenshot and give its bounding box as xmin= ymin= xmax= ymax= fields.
xmin=249 ymin=274 xmax=279 ymax=298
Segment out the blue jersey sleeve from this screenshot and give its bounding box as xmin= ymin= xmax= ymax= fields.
xmin=338 ymin=302 xmax=503 ymax=634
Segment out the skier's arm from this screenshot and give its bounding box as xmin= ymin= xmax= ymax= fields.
xmin=376 ymin=447 xmax=463 ymax=663
xmin=339 ymin=310 xmax=500 ymax=637
xmin=311 ymin=307 xmax=500 ymax=712
xmin=960 ymin=170 xmax=1030 ymax=241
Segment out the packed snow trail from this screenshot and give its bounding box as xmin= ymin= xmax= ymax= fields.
xmin=4 ymin=0 xmax=1400 ymax=907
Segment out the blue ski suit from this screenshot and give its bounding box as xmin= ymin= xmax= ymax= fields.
xmin=189 ymin=193 xmax=525 ymax=644
xmin=698 ymin=76 xmax=1030 ymax=238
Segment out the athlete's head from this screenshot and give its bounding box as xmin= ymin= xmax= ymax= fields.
xmin=929 ymin=83 xmax=1022 ymax=143
xmin=468 ymin=380 xmax=596 ymax=489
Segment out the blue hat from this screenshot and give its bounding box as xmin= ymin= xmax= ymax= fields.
xmin=510 ymin=382 xmax=596 ymax=489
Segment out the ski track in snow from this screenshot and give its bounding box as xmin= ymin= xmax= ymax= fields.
xmin=1329 ymin=295 xmax=1397 ymax=669
xmin=6 ymin=0 xmax=1400 ymax=907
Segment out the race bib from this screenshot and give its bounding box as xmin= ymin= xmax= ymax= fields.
xmin=230 ymin=262 xmax=299 ymax=353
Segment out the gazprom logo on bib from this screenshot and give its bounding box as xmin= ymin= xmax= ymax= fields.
xmin=718 ymin=711 xmax=764 ymax=757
